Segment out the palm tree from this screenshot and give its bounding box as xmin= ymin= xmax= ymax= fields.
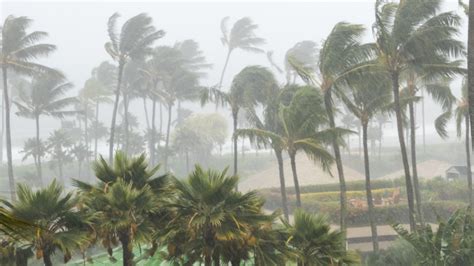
xmin=162 ymin=165 xmax=272 ymax=266
xmin=74 ymin=152 xmax=169 ymax=266
xmin=284 ymin=40 xmax=318 ymax=85
xmin=203 ymin=66 xmax=276 ymax=176
xmin=284 ymin=210 xmax=360 ymax=266
xmin=0 ymin=15 xmax=58 ymax=201
xmin=14 ymin=73 xmax=76 ymax=186
xmin=46 ymin=129 xmax=73 ymax=181
xmin=20 ymin=138 xmax=45 ymax=182
xmin=372 ymin=0 xmax=464 ymax=230
xmin=290 ymin=22 xmax=372 ymax=234
xmin=218 ymin=17 xmax=265 ymax=89
xmin=436 ymin=79 xmax=473 ymax=206
xmin=105 ymin=12 xmax=165 ymax=162
xmin=1 ymin=180 xmax=91 ymax=266
xmin=337 ymin=73 xmax=392 ymax=253
xmin=70 ymin=143 xmax=91 ymax=179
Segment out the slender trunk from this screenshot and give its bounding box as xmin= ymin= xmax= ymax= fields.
xmin=42 ymin=251 xmax=52 ymax=266
xmin=150 ymin=99 xmax=156 ymax=165
xmin=0 ymin=88 xmax=4 ymax=164
xmin=164 ymin=103 xmax=172 ymax=171
xmin=218 ymin=50 xmax=232 ymax=89
xmin=289 ymin=151 xmax=301 ymax=208
xmin=119 ymin=233 xmax=134 ymax=266
xmin=232 ymin=110 xmax=238 ymax=176
xmin=123 ymin=93 xmax=130 ymax=155
xmin=347 ymin=135 xmax=351 ymax=156
xmin=324 ymin=90 xmax=347 ymax=235
xmin=58 ymin=157 xmax=64 ymax=182
xmin=94 ymin=100 xmax=99 ymax=159
xmin=230 ymin=259 xmax=240 ymax=266
xmin=409 ymin=101 xmax=423 ymax=224
xmin=212 ymin=252 xmax=221 ymax=266
xmin=466 ymin=114 xmax=473 ymax=207
xmin=391 ymin=72 xmax=416 ymax=231
xmin=204 ymin=255 xmax=212 ymax=266
xmin=378 ymin=122 xmax=382 ymax=160
xmin=185 ymin=150 xmax=189 ymax=173
xmin=421 ymin=90 xmax=426 ymax=152
xmin=109 ymin=61 xmax=124 ymax=163
xmin=469 ymin=0 xmax=474 ymax=150
xmin=362 ymin=121 xmax=379 ymax=253
xmin=358 ymin=124 xmax=361 ymax=157
xmin=78 ymin=161 xmax=82 ymax=179
xmin=84 ymin=103 xmax=90 ymax=179
xmin=2 ymin=67 xmax=15 ymax=201
xmin=159 ymin=101 xmax=163 ymax=137
xmin=143 ymin=96 xmax=150 ymax=130
xmin=35 ymin=115 xmax=43 ymax=186
xmin=275 ymin=149 xmax=289 ymax=220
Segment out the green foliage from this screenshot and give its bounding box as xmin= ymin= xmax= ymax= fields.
xmin=365 ymin=239 xmax=418 ymax=266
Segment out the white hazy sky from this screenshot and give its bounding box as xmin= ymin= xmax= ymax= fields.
xmin=0 ymin=0 xmax=467 ymax=150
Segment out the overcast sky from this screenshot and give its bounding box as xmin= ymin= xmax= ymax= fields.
xmin=0 ymin=0 xmax=467 ymax=152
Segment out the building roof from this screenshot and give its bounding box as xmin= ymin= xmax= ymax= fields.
xmin=446 ymin=166 xmax=469 ymax=175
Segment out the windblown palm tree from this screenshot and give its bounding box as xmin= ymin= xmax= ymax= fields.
xmin=0 ymin=15 xmax=58 ymax=201
xmin=284 ymin=40 xmax=318 ymax=85
xmin=46 ymin=129 xmax=73 ymax=181
xmin=372 ymin=0 xmax=464 ymax=230
xmin=14 ymin=73 xmax=76 ymax=186
xmin=1 ymin=180 xmax=91 ymax=266
xmin=218 ymin=17 xmax=265 ymax=89
xmin=105 ymin=12 xmax=165 ymax=162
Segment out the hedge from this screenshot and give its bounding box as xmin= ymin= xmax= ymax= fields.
xmin=300 ymin=188 xmax=397 ymax=202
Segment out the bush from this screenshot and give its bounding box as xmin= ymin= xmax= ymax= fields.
xmin=301 ymin=188 xmax=397 ymax=202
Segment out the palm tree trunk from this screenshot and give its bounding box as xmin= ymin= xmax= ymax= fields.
xmin=94 ymin=100 xmax=99 ymax=159
xmin=185 ymin=150 xmax=189 ymax=173
xmin=42 ymin=251 xmax=53 ymax=266
xmin=469 ymin=0 xmax=474 ymax=151
xmin=324 ymin=90 xmax=347 ymax=235
xmin=119 ymin=233 xmax=134 ymax=266
xmin=123 ymin=93 xmax=130 ymax=155
xmin=164 ymin=103 xmax=172 ymax=171
xmin=0 ymin=88 xmax=4 ymax=164
xmin=35 ymin=114 xmax=43 ymax=186
xmin=150 ymin=98 xmax=156 ymax=165
xmin=362 ymin=121 xmax=379 ymax=253
xmin=232 ymin=110 xmax=238 ymax=176
xmin=2 ymin=66 xmax=15 ymax=201
xmin=391 ymin=72 xmax=416 ymax=231
xmin=143 ymin=96 xmax=150 ymax=130
xmin=78 ymin=161 xmax=82 ymax=179
xmin=109 ymin=61 xmax=124 ymax=163
xmin=58 ymin=157 xmax=64 ymax=182
xmin=421 ymin=90 xmax=426 ymax=152
xmin=275 ymin=149 xmax=289 ymax=220
xmin=289 ymin=151 xmax=302 ymax=208
xmin=466 ymin=114 xmax=473 ymax=207
xmin=218 ymin=50 xmax=232 ymax=89
xmin=409 ymin=101 xmax=423 ymax=224
xmin=84 ymin=103 xmax=90 ymax=179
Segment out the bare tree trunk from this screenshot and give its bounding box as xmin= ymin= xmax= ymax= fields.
xmin=275 ymin=149 xmax=289 ymax=220
xmin=466 ymin=114 xmax=473 ymax=207
xmin=324 ymin=90 xmax=347 ymax=235
xmin=218 ymin=50 xmax=232 ymax=89
xmin=164 ymin=103 xmax=172 ymax=171
xmin=35 ymin=114 xmax=43 ymax=186
xmin=2 ymin=66 xmax=15 ymax=201
xmin=391 ymin=72 xmax=416 ymax=231
xmin=109 ymin=61 xmax=124 ymax=163
xmin=289 ymin=151 xmax=301 ymax=208
xmin=362 ymin=121 xmax=379 ymax=253
xmin=409 ymin=101 xmax=423 ymax=224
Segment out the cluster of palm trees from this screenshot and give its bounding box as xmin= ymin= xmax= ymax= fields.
xmin=0 ymin=152 xmax=357 ymax=266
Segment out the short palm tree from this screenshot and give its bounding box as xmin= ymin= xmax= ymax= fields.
xmin=162 ymin=165 xmax=271 ymax=266
xmin=1 ymin=180 xmax=91 ymax=266
xmin=202 ymin=65 xmax=276 ymax=176
xmin=218 ymin=17 xmax=265 ymax=88
xmin=372 ymin=0 xmax=464 ymax=230
xmin=20 ymin=138 xmax=45 ymax=183
xmin=70 ymin=143 xmax=91 ymax=179
xmin=0 ymin=15 xmax=58 ymax=201
xmin=14 ymin=73 xmax=76 ymax=185
xmin=46 ymin=129 xmax=73 ymax=181
xmin=105 ymin=12 xmax=165 ymax=162
xmin=285 ymin=210 xmax=359 ymax=266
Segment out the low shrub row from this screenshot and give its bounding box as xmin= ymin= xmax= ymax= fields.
xmin=300 ymin=188 xmax=397 ymax=202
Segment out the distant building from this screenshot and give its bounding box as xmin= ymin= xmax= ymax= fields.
xmin=445 ymin=166 xmax=470 ymax=181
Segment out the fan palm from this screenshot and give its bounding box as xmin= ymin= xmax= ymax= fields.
xmin=161 ymin=165 xmax=272 ymax=266
xmin=105 ymin=12 xmax=165 ymax=162
xmin=218 ymin=17 xmax=265 ymax=89
xmin=46 ymin=129 xmax=73 ymax=181
xmin=1 ymin=180 xmax=91 ymax=266
xmin=20 ymin=138 xmax=45 ymax=178
xmin=0 ymin=15 xmax=58 ymax=201
xmin=285 ymin=210 xmax=360 ymax=266
xmin=372 ymin=0 xmax=464 ymax=230
xmin=337 ymin=73 xmax=392 ymax=253
xmin=70 ymin=143 xmax=92 ymax=179
xmin=238 ymin=86 xmax=338 ymax=209
xmin=14 ymin=73 xmax=76 ymax=186
xmin=203 ymin=65 xmax=276 ymax=176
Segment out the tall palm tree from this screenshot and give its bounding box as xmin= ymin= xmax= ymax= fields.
xmin=290 ymin=22 xmax=372 ymax=234
xmin=105 ymin=12 xmax=165 ymax=162
xmin=218 ymin=17 xmax=265 ymax=89
xmin=70 ymin=143 xmax=91 ymax=179
xmin=284 ymin=210 xmax=360 ymax=266
xmin=20 ymin=138 xmax=45 ymax=183
xmin=372 ymin=0 xmax=464 ymax=230
xmin=14 ymin=73 xmax=76 ymax=186
xmin=436 ymin=79 xmax=473 ymax=206
xmin=0 ymin=15 xmax=58 ymax=201
xmin=238 ymin=86 xmax=336 ymax=209
xmin=337 ymin=73 xmax=392 ymax=253
xmin=1 ymin=180 xmax=91 ymax=266
xmin=203 ymin=66 xmax=276 ymax=176
xmin=284 ymin=40 xmax=318 ymax=85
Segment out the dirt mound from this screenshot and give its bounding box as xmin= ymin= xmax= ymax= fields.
xmin=379 ymin=159 xmax=451 ymax=180
xmin=239 ymin=153 xmax=364 ymax=192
